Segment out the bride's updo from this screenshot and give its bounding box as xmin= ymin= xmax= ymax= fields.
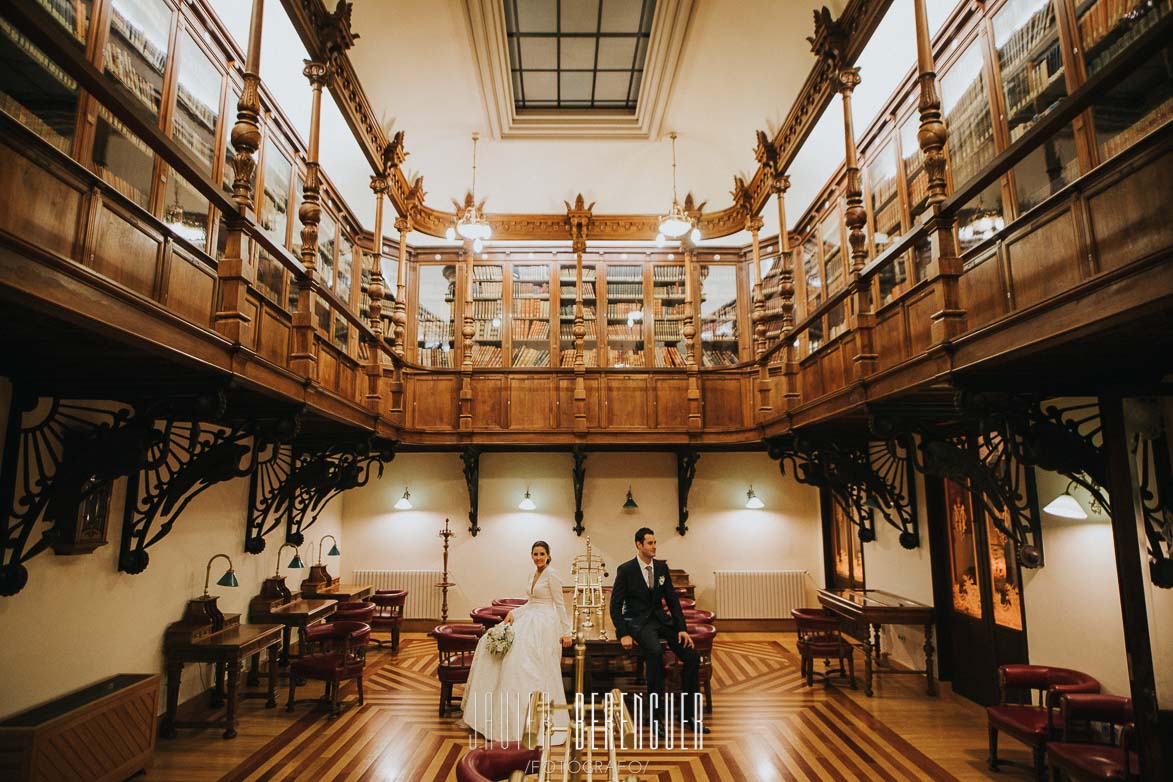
xmin=532 ymin=540 xmax=551 ymax=564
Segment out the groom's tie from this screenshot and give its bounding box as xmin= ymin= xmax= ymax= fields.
xmin=644 ymin=564 xmax=653 ymax=590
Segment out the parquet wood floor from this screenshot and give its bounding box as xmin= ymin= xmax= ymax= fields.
xmin=148 ymin=633 xmax=1038 ymax=781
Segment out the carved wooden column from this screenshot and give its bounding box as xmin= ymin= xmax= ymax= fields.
xmin=458 ymin=248 xmax=474 ymax=431
xmin=566 ymin=195 xmax=592 ymax=434
xmin=773 ymin=175 xmax=800 ymax=409
xmin=290 ymin=60 xmax=329 ymax=382
xmin=213 ymin=0 xmax=263 ymax=344
xmin=363 ymin=174 xmax=387 ymax=412
xmin=748 ymin=215 xmax=766 ymax=359
xmin=683 ymin=247 xmax=702 ymax=431
xmin=389 ymin=216 xmax=410 ymax=418
xmin=840 ymin=67 xmax=878 ymax=378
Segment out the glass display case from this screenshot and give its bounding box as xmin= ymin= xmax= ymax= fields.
xmin=333 ymin=230 xmax=353 ymax=350
xmin=92 ymin=107 xmax=154 ymax=208
xmin=103 ymin=0 xmax=169 ymax=117
xmin=992 ymin=0 xmax=1078 ymax=213
xmin=866 ymin=138 xmax=906 ymax=304
xmin=416 ymin=264 xmax=455 ymax=367
xmin=652 ymin=264 xmax=687 ymax=367
xmin=605 ymin=264 xmax=644 ymax=367
xmin=699 ymin=264 xmax=739 ymax=366
xmin=985 ymin=506 xmax=1023 ymax=630
xmin=36 ymin=0 xmax=92 ymax=43
xmin=0 ymin=16 xmax=80 ymax=155
xmin=945 ymin=479 xmax=984 ymax=620
xmin=801 ymin=233 xmax=822 ymax=316
xmin=829 ymin=498 xmax=865 ymax=589
xmin=255 ymin=140 xmax=291 ymax=304
xmin=314 ymin=211 xmax=336 ymax=333
xmin=511 ymin=263 xmax=550 ymax=367
xmin=470 ymin=264 xmax=503 ymax=367
xmin=559 ymin=263 xmax=597 ymax=366
xmin=820 ymin=207 xmax=845 ymax=295
xmin=899 ymin=107 xmax=933 ymax=283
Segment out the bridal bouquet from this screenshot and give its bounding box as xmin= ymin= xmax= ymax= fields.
xmin=485 ymin=623 xmax=514 ymax=656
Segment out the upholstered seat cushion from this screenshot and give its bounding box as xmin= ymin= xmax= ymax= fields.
xmin=290 ymin=652 xmax=364 ymax=679
xmin=438 ymin=664 xmax=472 ymax=684
xmin=456 ymin=743 xmax=542 ymax=782
xmin=1047 ymin=742 xmax=1138 ymax=781
xmin=987 ymin=705 xmax=1058 ymax=746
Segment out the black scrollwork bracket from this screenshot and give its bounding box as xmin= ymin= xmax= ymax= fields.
xmin=676 ymin=449 xmax=700 ymax=536
xmin=0 ymin=390 xmax=145 ymax=596
xmin=462 ymin=446 xmax=480 ymax=537
xmin=571 ymin=447 xmax=586 ymax=536
xmin=240 ymin=415 xmax=303 ymax=553
xmin=284 ymin=438 xmax=396 ymax=546
xmin=1134 ymin=419 xmax=1173 ymax=588
xmin=866 ymin=426 xmax=921 ymax=549
xmin=119 ymin=392 xmax=259 ymax=574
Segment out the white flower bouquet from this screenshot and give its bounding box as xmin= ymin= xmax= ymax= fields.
xmin=485 ymin=623 xmax=514 ymax=656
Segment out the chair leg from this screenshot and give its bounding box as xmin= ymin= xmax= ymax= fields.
xmin=847 ymin=651 xmax=856 ymax=689
xmin=440 ymin=682 xmax=450 ymax=717
xmin=1032 ymin=746 xmax=1045 ymax=782
xmin=286 ymin=670 xmax=297 ymax=712
xmin=987 ymin=726 xmax=998 ymax=770
xmin=330 ymin=679 xmax=340 ymax=719
xmin=704 ymin=677 xmax=712 ymax=713
xmin=358 ymin=674 xmax=365 ymax=706
xmin=392 ymin=625 xmax=400 ymax=651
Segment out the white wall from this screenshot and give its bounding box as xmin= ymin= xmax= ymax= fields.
xmin=341 ymin=451 xmax=823 ymax=620
xmin=0 ymin=382 xmax=343 ymax=717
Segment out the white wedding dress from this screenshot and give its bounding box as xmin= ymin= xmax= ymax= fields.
xmin=461 ymin=567 xmax=572 ymax=745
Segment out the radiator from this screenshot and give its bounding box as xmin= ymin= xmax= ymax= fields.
xmin=714 ymin=570 xmax=808 ymax=619
xmin=352 ymin=569 xmax=444 ymax=619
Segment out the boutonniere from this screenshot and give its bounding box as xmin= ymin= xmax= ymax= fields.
xmin=658 ymin=575 xmax=665 ymax=586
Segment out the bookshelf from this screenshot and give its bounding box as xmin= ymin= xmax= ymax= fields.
xmin=221 ymin=86 xmax=242 ymax=195
xmin=0 ymin=16 xmax=80 ymax=155
xmin=314 ymin=211 xmax=336 ymax=334
xmin=866 ymin=138 xmax=906 ymax=305
xmin=699 ymin=264 xmax=740 ymax=366
xmin=333 ymin=231 xmax=353 ymax=351
xmin=820 ymin=208 xmax=845 ymax=295
xmin=92 ymin=106 xmax=153 ymax=208
xmin=604 ymin=264 xmax=645 ymax=368
xmin=899 ymin=111 xmax=932 ymax=283
xmin=471 ymin=264 xmax=504 ymax=367
xmin=510 ymin=263 xmax=551 ymax=367
xmin=760 ymin=246 xmax=786 ymax=345
xmin=559 ymin=263 xmax=597 ymax=367
xmin=36 ymin=0 xmax=92 ymax=43
xmin=172 ymin=33 xmax=220 ymax=176
xmin=652 ymin=264 xmax=687 ymax=368
xmin=103 ymin=0 xmax=170 ymax=118
xmin=416 ymin=265 xmax=455 ymax=367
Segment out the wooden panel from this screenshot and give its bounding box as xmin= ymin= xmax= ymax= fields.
xmin=318 ymin=341 xmax=339 ymax=392
xmin=257 ymin=306 xmax=290 ymax=365
xmin=90 ymin=204 xmax=161 ymax=298
xmin=819 ymin=344 xmax=845 ymax=399
xmin=508 ymin=376 xmax=556 ymax=429
xmin=163 ymin=250 xmax=215 ymax=327
xmin=959 ymin=252 xmax=1005 ymax=331
xmin=472 ymin=375 xmax=507 ymax=429
xmin=801 ymin=355 xmax=824 ymax=401
xmin=409 ymin=375 xmax=458 ymax=429
xmin=603 ymin=375 xmax=650 ymax=429
xmin=653 ymin=377 xmax=688 ymax=429
xmin=556 ymin=377 xmax=601 ymax=429
xmin=905 ymin=288 xmax=936 ymax=356
xmin=240 ymin=295 xmax=260 ymax=352
xmin=0 ymin=143 xmax=81 ymax=258
xmin=1087 ymin=148 xmax=1173 ymax=273
xmin=337 ymin=360 xmax=356 ymax=401
xmin=873 ymin=305 xmax=907 ymax=372
xmin=700 ymin=376 xmax=744 ymax=428
xmin=1004 ymin=209 xmax=1080 ymax=311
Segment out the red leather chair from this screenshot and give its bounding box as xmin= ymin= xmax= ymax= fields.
xmin=987 ymin=664 xmax=1101 ymax=780
xmin=491 ymin=598 xmax=527 ymax=608
xmin=665 ymin=622 xmax=717 ymax=714
xmin=661 ymin=596 xmax=696 ymax=611
xmin=287 ymin=620 xmax=370 ymax=718
xmin=470 ymin=605 xmax=510 ymax=629
xmin=370 ymin=590 xmax=408 ymax=650
xmin=331 ymin=600 xmax=377 ymax=624
xmin=791 ymin=608 xmax=854 ymax=689
xmin=1046 ymin=694 xmax=1137 ymax=782
xmin=682 ymin=608 xmax=716 ymax=625
xmin=456 ymin=742 xmax=543 ymax=782
xmin=435 ymin=623 xmax=484 ymax=717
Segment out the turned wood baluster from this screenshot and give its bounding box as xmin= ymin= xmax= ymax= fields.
xmin=363 ymin=176 xmax=387 ymax=412
xmin=566 ymin=195 xmax=591 ymax=433
xmin=748 ymin=215 xmax=766 ymax=360
xmin=290 ymin=60 xmax=328 ymax=382
xmin=683 ymin=247 xmax=702 ymax=431
xmin=839 ymin=67 xmax=878 ymax=379
xmin=774 ymin=176 xmax=800 ymax=408
xmin=459 ymin=249 xmax=474 ymax=430
xmin=389 ymin=216 xmax=410 ymax=418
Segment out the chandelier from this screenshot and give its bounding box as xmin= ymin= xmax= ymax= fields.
xmin=657 ymin=131 xmax=700 ymax=246
xmin=446 ymin=132 xmax=492 ymax=252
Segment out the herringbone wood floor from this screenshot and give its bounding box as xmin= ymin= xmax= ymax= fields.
xmin=148 ymin=633 xmax=1038 ymax=781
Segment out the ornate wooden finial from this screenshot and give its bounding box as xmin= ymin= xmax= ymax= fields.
xmin=369 ymin=173 xmax=388 ymax=196
xmin=319 ymin=0 xmax=358 ymax=58
xmin=682 ymin=192 xmax=706 ymax=218
xmin=383 ymin=130 xmax=408 ymax=173
xmin=838 ymin=66 xmax=861 ymax=95
xmin=731 ymin=176 xmax=752 ymax=214
xmin=302 ymin=59 xmax=329 ymax=88
xmin=746 ymin=215 xmax=764 ymax=234
xmin=754 ymin=130 xmax=778 ymax=171
xmin=807 ymin=6 xmax=848 ymax=68
xmin=405 ymin=175 xmax=426 ymax=212
xmin=565 ymin=193 xmax=594 ymax=252
xmin=772 ymin=172 xmax=791 ymax=196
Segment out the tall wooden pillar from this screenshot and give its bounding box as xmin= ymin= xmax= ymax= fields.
xmin=683 ymin=247 xmax=702 ymax=431
xmin=566 ymin=195 xmax=592 ymax=434
xmin=748 ymin=215 xmax=766 ymax=359
xmin=458 ymin=248 xmax=474 ymax=430
xmin=773 ymin=175 xmax=800 ymax=409
xmin=839 ymin=67 xmax=878 ymax=379
xmin=290 ymin=60 xmax=328 ymax=382
xmin=364 ymin=175 xmax=387 ymax=412
xmin=389 ymin=216 xmax=410 ymax=418
xmin=1100 ymin=396 xmax=1168 ymax=781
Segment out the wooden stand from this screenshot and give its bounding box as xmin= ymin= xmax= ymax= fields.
xmin=437 ymin=517 xmax=454 ymax=623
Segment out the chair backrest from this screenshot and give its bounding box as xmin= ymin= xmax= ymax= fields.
xmin=455 ymin=743 xmax=542 ymax=782
xmin=471 ymin=606 xmax=508 ymax=627
xmin=318 ymin=620 xmax=371 ymax=664
xmin=492 ymin=598 xmax=527 ymax=607
xmin=435 ymin=623 xmax=483 ymax=666
xmin=332 ymin=601 xmax=377 ymax=624
xmin=686 ymin=623 xmax=717 ymax=655
xmin=791 ymin=608 xmax=840 ymax=640
xmin=683 ymin=608 xmax=716 ymax=624
xmin=998 ymin=664 xmax=1101 ymax=707
xmin=1060 ymin=694 xmax=1134 ymax=743
xmin=370 ymin=591 xmax=407 ymax=617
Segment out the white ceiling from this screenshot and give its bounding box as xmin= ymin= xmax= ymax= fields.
xmin=208 ymin=0 xmax=959 ymax=245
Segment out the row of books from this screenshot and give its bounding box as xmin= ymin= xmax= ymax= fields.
xmin=1081 ymin=0 xmax=1164 ymax=76
xmin=1002 ymin=44 xmax=1063 ymax=125
xmin=1100 ymin=100 xmax=1172 ymax=161
xmin=606 ymin=303 xmax=642 ymax=319
xmin=0 ymin=92 xmax=72 ymax=155
xmin=470 ymin=300 xmax=502 ymax=319
xmin=109 ymin=8 xmax=166 ymax=73
xmin=473 ymin=266 xmax=503 ymax=280
xmin=559 ymin=322 xmax=597 ymax=339
xmin=417 ymin=320 xmax=454 ymax=343
xmin=995 ymin=2 xmax=1055 ymax=69
xmin=652 ymin=301 xmax=685 ymax=318
xmin=655 ymin=346 xmax=685 ymax=367
xmin=608 ymin=349 xmax=645 ymax=367
xmin=473 ymin=321 xmax=500 ymax=341
xmin=513 ymin=265 xmax=548 ymax=282
xmin=512 ymin=347 xmax=550 ymax=366
xmin=652 ymin=266 xmax=685 ymax=282
xmin=560 ymin=349 xmax=598 ymax=366
xmin=607 ymin=269 xmax=642 ymax=282
xmin=512 ymin=282 xmax=549 ymax=296
xmin=512 ymin=299 xmax=549 ymax=318
xmin=559 ymin=283 xmax=595 ymax=298
xmin=702 ymin=348 xmax=740 ymax=366
xmin=606 ymin=282 xmax=642 ymax=298
xmin=98 ymin=163 xmax=148 ymax=208
xmin=172 ymin=113 xmax=216 ymax=168
xmin=2 ymin=18 xmax=76 ymax=91
xmin=653 ymin=324 xmax=682 ymax=341
xmin=1078 ymin=0 xmax=1148 ymax=59
xmin=472 ymin=281 xmax=502 ymax=298
xmin=652 ymin=284 xmax=686 ymax=298
xmin=607 ymin=325 xmax=643 ymax=341
xmin=558 ymin=304 xmax=597 ymax=318
xmin=104 ymin=42 xmax=163 ymax=113
xmin=176 ymin=82 xmax=217 ymax=132
xmin=559 ymin=267 xmax=596 ymax=282
xmin=512 ymin=320 xmax=549 ymax=340
xmin=417 ymin=348 xmax=451 ymax=367
xmin=472 ymin=345 xmax=503 ymax=367
xmin=38 ymin=0 xmax=89 ymax=41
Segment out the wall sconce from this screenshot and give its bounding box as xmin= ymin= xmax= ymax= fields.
xmin=318 ymin=534 xmax=341 ymax=563
xmin=745 ymin=486 xmax=764 ymax=509
xmin=202 ymin=553 xmax=238 ymax=597
xmin=394 ymin=488 xmax=413 ymax=510
xmin=1043 ymin=480 xmax=1090 ymax=519
xmin=623 ymin=487 xmax=639 ymax=510
xmin=518 ymin=489 xmax=536 ymax=511
xmin=275 ymin=543 xmax=304 ymax=576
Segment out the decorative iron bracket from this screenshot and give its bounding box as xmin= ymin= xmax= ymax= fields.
xmin=244 ymin=441 xmax=295 ymax=553
xmin=571 ymin=447 xmax=586 ymax=536
xmin=462 ymin=446 xmax=481 ymax=537
xmin=0 ymin=390 xmax=143 ymax=596
xmin=283 ymin=438 xmax=395 ymax=546
xmin=676 ymin=449 xmax=700 ymax=536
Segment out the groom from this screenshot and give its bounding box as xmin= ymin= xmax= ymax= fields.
xmin=610 ymin=527 xmax=707 ymax=734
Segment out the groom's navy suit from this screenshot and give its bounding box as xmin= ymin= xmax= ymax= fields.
xmin=610 ymin=557 xmax=701 ymax=720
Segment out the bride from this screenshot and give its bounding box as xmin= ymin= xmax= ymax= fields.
xmin=461 ymin=541 xmax=573 ymax=744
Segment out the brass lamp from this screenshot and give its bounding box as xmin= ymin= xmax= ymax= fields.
xmin=202 ymin=553 xmax=239 ymax=597
xmin=275 ymin=543 xmax=304 ymax=576
xmin=319 ymin=534 xmax=341 ymax=561
xmin=303 ymin=535 xmax=341 ymax=590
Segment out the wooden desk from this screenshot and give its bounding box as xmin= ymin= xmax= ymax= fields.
xmin=297 ymin=583 xmax=374 ymax=601
xmin=162 ymin=604 xmax=282 ymax=739
xmin=248 ymin=594 xmax=336 ymax=665
xmin=817 ymin=588 xmax=936 ymax=698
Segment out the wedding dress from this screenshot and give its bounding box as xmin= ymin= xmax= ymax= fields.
xmin=461 ymin=567 xmax=572 ymax=744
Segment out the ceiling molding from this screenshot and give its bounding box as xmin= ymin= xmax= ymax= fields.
xmin=463 ymin=0 xmax=697 ymax=140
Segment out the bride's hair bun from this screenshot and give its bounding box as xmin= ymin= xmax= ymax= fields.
xmin=532 ymin=540 xmax=552 ymax=564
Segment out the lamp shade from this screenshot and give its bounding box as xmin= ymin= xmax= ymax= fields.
xmin=1043 ymin=491 xmax=1087 ymax=519
xmin=216 ymin=568 xmax=239 ymax=588
xmin=327 ymin=542 xmax=341 ymax=556
xmin=623 ymin=488 xmax=638 ymax=509
xmin=288 ymin=551 xmax=304 ymax=569
xmin=519 ymin=490 xmax=536 ymax=511
xmin=745 ymin=487 xmax=764 ymax=509
xmin=394 ymin=488 xmax=413 ymax=510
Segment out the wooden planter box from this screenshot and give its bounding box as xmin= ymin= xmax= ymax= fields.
xmin=0 ymin=674 xmax=159 ymax=782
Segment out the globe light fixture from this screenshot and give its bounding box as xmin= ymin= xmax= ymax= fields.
xmin=1043 ymin=481 xmax=1089 ymax=519
xmin=519 ymin=489 xmax=536 ymax=511
xmin=394 ymin=488 xmax=413 ymax=510
xmin=452 ymin=132 xmax=492 ymax=243
xmin=745 ymin=486 xmax=764 ymax=509
xmin=657 ymin=132 xmax=699 ymax=241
